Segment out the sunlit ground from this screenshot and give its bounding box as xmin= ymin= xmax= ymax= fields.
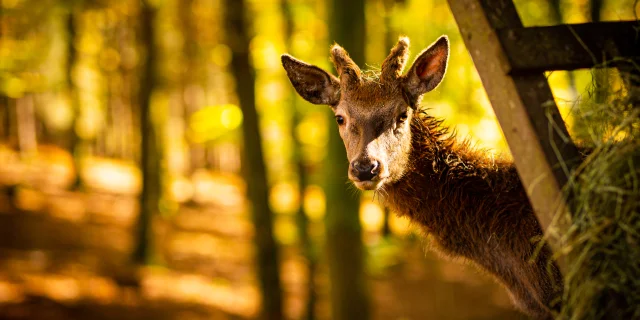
xmin=0 ymin=145 xmax=527 ymax=319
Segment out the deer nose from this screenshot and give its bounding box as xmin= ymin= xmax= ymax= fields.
xmin=351 ymin=160 xmax=380 ymax=181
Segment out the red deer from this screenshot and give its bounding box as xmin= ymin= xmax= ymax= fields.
xmin=281 ymin=36 xmax=563 ymax=319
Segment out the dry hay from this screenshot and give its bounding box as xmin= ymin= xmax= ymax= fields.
xmin=549 ymin=68 xmax=640 ymax=319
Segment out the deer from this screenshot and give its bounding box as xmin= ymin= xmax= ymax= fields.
xmin=281 ymin=36 xmax=564 ymax=319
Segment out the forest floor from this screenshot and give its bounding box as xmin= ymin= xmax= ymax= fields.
xmin=0 ymin=155 xmax=526 ymax=320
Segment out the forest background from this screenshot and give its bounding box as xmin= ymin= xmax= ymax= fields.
xmin=0 ymin=0 xmax=637 ymax=319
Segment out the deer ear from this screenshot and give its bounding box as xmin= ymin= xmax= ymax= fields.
xmin=403 ymin=36 xmax=449 ymax=104
xmin=281 ymin=54 xmax=340 ymax=106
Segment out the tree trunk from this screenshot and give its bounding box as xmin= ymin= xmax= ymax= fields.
xmin=0 ymin=10 xmax=5 ymax=141
xmin=325 ymin=0 xmax=371 ymax=319
xmin=16 ymin=95 xmax=37 ymax=156
xmin=66 ymin=4 xmax=88 ymax=189
xmin=547 ymin=0 xmax=562 ymax=23
xmin=133 ymin=0 xmax=160 ymax=266
xmin=223 ymin=1 xmax=283 ymax=319
xmin=381 ymin=0 xmax=397 ymax=238
xmin=547 ymin=0 xmax=577 ymax=99
xmin=178 ymin=0 xmax=204 ymax=173
xmin=0 ymin=95 xmax=9 ymax=142
xmin=590 ymin=0 xmax=640 ymax=102
xmin=589 ymin=0 xmax=603 ymax=23
xmin=589 ymin=0 xmax=608 ymax=104
xmin=281 ymin=0 xmax=317 ymax=318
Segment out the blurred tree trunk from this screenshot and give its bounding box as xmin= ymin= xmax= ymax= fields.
xmin=0 ymin=96 xmax=8 ymax=141
xmin=16 ymin=95 xmax=37 ymax=156
xmin=66 ymin=5 xmax=84 ymax=188
xmin=381 ymin=207 xmax=392 ymax=237
xmin=6 ymin=98 xmax=17 ymax=148
xmin=0 ymin=12 xmax=5 ymax=141
xmin=591 ymin=0 xmax=639 ymax=101
xmin=115 ymin=18 xmax=135 ymax=161
xmin=281 ymin=1 xmax=317 ymax=319
xmin=223 ymin=1 xmax=283 ymax=319
xmin=380 ymin=0 xmax=397 ymax=238
xmin=589 ymin=0 xmax=608 ymax=104
xmin=382 ymin=0 xmax=397 ymax=52
xmin=547 ymin=0 xmax=562 ymax=22
xmin=178 ymin=0 xmax=193 ymax=173
xmin=326 ymin=0 xmax=371 ymax=319
xmin=547 ymin=0 xmax=577 ymax=99
xmin=134 ymin=0 xmax=160 ymax=266
xmin=178 ymin=0 xmax=204 ymax=172
xmin=66 ymin=7 xmax=76 ymax=136
xmin=589 ymin=0 xmax=603 ymax=22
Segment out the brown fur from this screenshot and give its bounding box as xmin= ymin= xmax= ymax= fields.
xmin=386 ymin=111 xmax=562 ymax=319
xmin=282 ymin=36 xmax=563 ymax=319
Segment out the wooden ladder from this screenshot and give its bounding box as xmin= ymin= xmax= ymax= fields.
xmin=446 ymin=0 xmax=640 ymax=273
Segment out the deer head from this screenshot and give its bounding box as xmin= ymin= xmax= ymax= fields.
xmin=282 ymin=36 xmax=449 ymax=190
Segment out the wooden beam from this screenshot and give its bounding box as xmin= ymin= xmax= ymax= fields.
xmin=447 ymin=0 xmax=584 ymax=273
xmin=499 ymin=21 xmax=640 ymax=73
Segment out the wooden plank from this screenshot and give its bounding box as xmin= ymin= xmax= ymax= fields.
xmin=498 ymin=21 xmax=640 ymax=73
xmin=447 ymin=0 xmax=584 ymax=273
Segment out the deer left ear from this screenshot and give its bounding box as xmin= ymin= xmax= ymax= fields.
xmin=281 ymin=54 xmax=341 ymax=106
xmin=402 ymin=36 xmax=449 ymax=104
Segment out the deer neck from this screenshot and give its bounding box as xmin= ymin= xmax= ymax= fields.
xmin=384 ymin=111 xmax=524 ymax=235
xmin=381 ymin=113 xmax=560 ymax=319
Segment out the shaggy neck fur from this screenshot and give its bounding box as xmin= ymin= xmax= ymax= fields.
xmin=385 ymin=111 xmax=563 ymax=319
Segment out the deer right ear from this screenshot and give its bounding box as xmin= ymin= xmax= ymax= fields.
xmin=281 ymin=54 xmax=341 ymax=106
xmin=402 ymin=36 xmax=449 ymax=107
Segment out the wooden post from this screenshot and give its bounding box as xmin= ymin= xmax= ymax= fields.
xmin=447 ymin=0 xmax=585 ymax=274
xmin=497 ymin=22 xmax=640 ymax=73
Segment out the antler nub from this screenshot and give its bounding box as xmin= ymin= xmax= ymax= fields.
xmin=330 ymin=44 xmax=362 ymax=88
xmin=381 ymin=36 xmax=410 ymax=82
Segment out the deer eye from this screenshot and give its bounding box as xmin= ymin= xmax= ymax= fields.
xmin=398 ymin=112 xmax=408 ymax=123
xmin=335 ymin=115 xmax=345 ymax=125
